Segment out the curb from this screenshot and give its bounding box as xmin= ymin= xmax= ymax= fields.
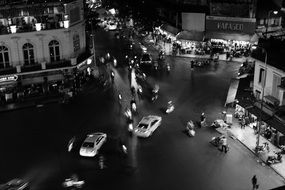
xmin=215 ymin=127 xmax=285 ymax=181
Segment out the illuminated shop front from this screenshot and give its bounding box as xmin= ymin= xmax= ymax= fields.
xmin=205 ymin=16 xmax=257 ymax=54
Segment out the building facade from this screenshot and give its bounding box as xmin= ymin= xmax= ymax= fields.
xmin=0 ymin=0 xmax=94 ymax=103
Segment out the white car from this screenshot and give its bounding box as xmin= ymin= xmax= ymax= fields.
xmin=79 ymin=132 xmax=107 ymax=157
xmin=134 ymin=115 xmax=162 ymax=137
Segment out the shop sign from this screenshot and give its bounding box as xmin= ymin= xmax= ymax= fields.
xmin=206 ymin=16 xmax=256 ymax=34
xmin=77 ymin=60 xmax=87 ymax=69
xmin=0 ymin=75 xmax=18 ymax=83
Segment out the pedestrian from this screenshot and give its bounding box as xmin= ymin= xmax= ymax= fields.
xmin=251 ymin=175 xmax=259 ymax=190
xmin=240 ymin=117 xmax=245 ymax=129
xmin=219 ymin=136 xmax=228 ymax=153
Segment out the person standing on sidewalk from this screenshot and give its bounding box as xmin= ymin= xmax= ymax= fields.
xmin=251 ymin=175 xmax=259 ymax=190
xmin=219 ymin=136 xmax=228 ymax=153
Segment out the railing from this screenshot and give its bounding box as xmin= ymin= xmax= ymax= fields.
xmin=0 ymin=21 xmax=66 ymax=35
xmin=0 ymin=67 xmax=17 ymax=75
xmin=21 ymin=64 xmax=42 ymax=72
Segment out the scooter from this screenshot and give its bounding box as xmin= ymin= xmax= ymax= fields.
xmin=166 ymin=64 xmax=171 ymax=73
xmin=267 ymin=151 xmax=282 ymax=165
xmin=128 ymin=122 xmax=133 ymax=133
xmin=131 ymin=102 xmax=137 ymax=113
xmin=62 ymin=175 xmax=85 ymax=189
xmin=187 ymin=128 xmax=195 ymax=137
xmin=210 ymin=136 xmax=223 ymax=147
xmin=165 ymin=101 xmax=174 ymax=114
xmin=256 ymin=142 xmax=270 ymax=153
xmin=113 ymin=59 xmax=117 ymax=67
xmin=185 ymin=122 xmax=195 ymax=137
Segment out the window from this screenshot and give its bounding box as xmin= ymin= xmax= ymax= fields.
xmin=259 ymin=68 xmax=265 ymax=85
xmin=0 ymin=46 xmax=9 ymax=69
xmin=255 ymin=90 xmax=261 ymax=100
xmin=23 ymin=43 xmax=35 ymax=65
xmin=49 ymin=40 xmax=60 ymax=62
xmin=151 ymin=120 xmax=158 ymax=126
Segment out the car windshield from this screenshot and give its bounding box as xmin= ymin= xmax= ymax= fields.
xmin=82 ymin=142 xmax=94 ymax=148
xmin=142 ymin=54 xmax=150 ymax=61
xmin=138 ymin=123 xmax=149 ymax=129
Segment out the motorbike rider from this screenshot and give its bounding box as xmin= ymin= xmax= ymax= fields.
xmin=200 ymin=112 xmax=206 ymax=127
xmin=111 ymin=70 xmax=115 ymax=81
xmin=130 ymin=99 xmax=136 ymax=112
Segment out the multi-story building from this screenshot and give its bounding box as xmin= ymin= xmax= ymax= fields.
xmin=238 ymin=42 xmax=285 ymax=146
xmin=255 ymin=0 xmax=284 ymax=39
xmin=0 ymin=0 xmax=94 ymax=103
xmin=205 ymin=0 xmax=257 ymax=45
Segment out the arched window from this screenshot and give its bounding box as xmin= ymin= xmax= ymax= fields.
xmin=49 ymin=40 xmax=60 ymax=62
xmin=23 ymin=43 xmax=35 ymax=65
xmin=0 ymin=46 xmax=9 ymax=69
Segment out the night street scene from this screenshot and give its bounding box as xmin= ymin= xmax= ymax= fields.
xmin=3 ymin=0 xmax=285 ymax=190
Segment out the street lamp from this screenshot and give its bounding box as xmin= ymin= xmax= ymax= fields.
xmin=265 ymin=10 xmax=278 ymax=39
xmin=252 ymin=45 xmax=268 ymax=151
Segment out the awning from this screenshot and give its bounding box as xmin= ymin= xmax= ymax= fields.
xmin=224 ymin=78 xmax=239 ymax=106
xmin=247 ymin=106 xmax=272 ymax=121
xmin=176 ymin=30 xmax=204 ymax=42
xmin=205 ymin=31 xmax=255 ymax=42
xmin=235 ymin=76 xmax=255 ymax=108
xmin=160 ymin=24 xmax=180 ymax=36
xmin=266 ymin=117 xmax=285 ymax=135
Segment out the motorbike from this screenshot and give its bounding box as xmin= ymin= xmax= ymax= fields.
xmin=128 ymin=122 xmax=133 ymax=133
xmin=186 ymin=128 xmax=195 ymax=137
xmin=113 ymin=59 xmax=117 ymax=67
xmin=124 ymin=108 xmax=132 ymax=120
xmin=256 ymin=142 xmax=270 ymax=153
xmin=62 ymin=175 xmax=85 ymax=189
xmin=210 ymin=135 xmax=224 ymax=147
xmin=267 ymin=151 xmax=282 ymax=165
xmin=131 ymin=101 xmax=137 ymax=113
xmin=166 ymin=64 xmax=171 ymax=73
xmin=137 ymin=86 xmax=143 ymax=97
xmin=185 ymin=121 xmax=195 ymax=137
xmin=165 ymin=101 xmax=174 ymax=114
xmin=151 ymin=92 xmax=158 ymax=102
xmin=111 ymin=71 xmax=115 ymax=81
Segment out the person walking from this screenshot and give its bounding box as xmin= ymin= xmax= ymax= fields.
xmin=251 ymin=175 xmax=259 ymax=189
xmin=219 ymin=136 xmax=228 ymax=153
xmin=200 ymin=112 xmax=206 ymax=127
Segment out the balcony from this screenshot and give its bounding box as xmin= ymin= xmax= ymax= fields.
xmin=0 ymin=67 xmax=17 ymax=75
xmin=21 ymin=64 xmax=42 ymax=73
xmin=0 ymin=14 xmax=70 ymax=35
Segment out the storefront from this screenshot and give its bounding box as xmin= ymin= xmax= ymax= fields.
xmin=232 ymin=77 xmax=285 ymax=147
xmin=175 ymin=30 xmax=205 ymax=54
xmin=205 ymin=16 xmax=257 ymax=54
xmin=0 ymin=75 xmax=19 ymax=103
xmin=156 ymin=24 xmax=179 ymax=42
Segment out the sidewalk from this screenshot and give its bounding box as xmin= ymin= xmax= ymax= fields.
xmin=216 ymin=108 xmax=285 ymax=180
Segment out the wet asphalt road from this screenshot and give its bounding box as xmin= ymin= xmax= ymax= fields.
xmin=0 ymin=28 xmax=284 ymax=190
